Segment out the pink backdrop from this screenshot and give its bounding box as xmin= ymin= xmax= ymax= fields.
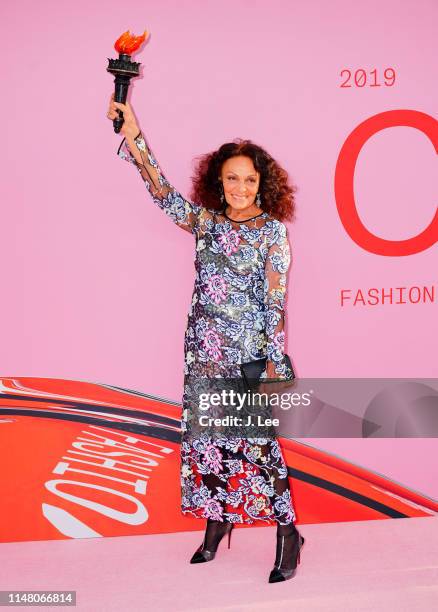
xmin=2 ymin=1 xmax=437 ymax=498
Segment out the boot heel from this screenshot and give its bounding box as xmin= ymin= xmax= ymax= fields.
xmin=298 ymin=536 xmax=304 ymax=563
xmin=227 ymin=523 xmax=234 ymax=549
xmin=298 ymin=535 xmax=305 ymax=564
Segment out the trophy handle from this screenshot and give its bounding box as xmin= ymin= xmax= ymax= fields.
xmin=113 ymin=78 xmax=130 ymax=134
xmin=113 ymin=111 xmax=124 ymax=134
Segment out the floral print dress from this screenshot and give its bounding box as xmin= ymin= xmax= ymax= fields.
xmin=118 ymin=132 xmax=296 ymax=525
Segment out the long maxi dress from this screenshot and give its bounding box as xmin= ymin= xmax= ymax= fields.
xmin=117 ymin=132 xmax=297 ymax=526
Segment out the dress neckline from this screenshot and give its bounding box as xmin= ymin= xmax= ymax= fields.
xmin=222 ymin=206 xmax=266 ymax=223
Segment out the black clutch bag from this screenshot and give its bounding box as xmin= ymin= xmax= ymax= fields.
xmin=240 ymin=354 xmax=295 ymax=390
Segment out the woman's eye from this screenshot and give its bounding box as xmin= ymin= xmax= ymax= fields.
xmin=227 ymin=177 xmax=256 ymax=182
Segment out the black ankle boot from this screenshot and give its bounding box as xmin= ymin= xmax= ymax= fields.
xmin=190 ymin=519 xmax=234 ymax=564
xmin=268 ymin=525 xmax=305 ymax=583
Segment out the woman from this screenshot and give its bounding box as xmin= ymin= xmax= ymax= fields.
xmin=107 ymin=94 xmax=305 ymax=583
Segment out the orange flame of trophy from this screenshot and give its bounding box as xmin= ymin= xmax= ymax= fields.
xmin=107 ymin=30 xmax=148 ymax=133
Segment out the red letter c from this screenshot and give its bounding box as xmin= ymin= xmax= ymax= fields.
xmin=335 ymin=110 xmax=438 ymax=256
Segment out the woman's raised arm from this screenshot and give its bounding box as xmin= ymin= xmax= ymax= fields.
xmin=107 ymin=95 xmax=201 ymax=235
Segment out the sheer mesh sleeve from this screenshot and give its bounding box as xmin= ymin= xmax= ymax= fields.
xmin=117 ymin=131 xmax=201 ymax=234
xmin=262 ymin=223 xmax=294 ymax=381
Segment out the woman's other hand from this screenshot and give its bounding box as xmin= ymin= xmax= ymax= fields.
xmin=106 ymin=93 xmax=140 ymax=139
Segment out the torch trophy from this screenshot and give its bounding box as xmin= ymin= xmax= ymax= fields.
xmin=107 ymin=30 xmax=148 ymax=133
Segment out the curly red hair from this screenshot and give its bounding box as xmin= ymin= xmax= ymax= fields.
xmin=189 ymin=139 xmax=296 ymax=222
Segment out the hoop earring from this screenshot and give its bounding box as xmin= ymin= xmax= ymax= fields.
xmin=256 ymin=192 xmax=262 ymax=207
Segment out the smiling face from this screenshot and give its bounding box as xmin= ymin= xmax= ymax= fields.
xmin=219 ymin=155 xmax=261 ymax=215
